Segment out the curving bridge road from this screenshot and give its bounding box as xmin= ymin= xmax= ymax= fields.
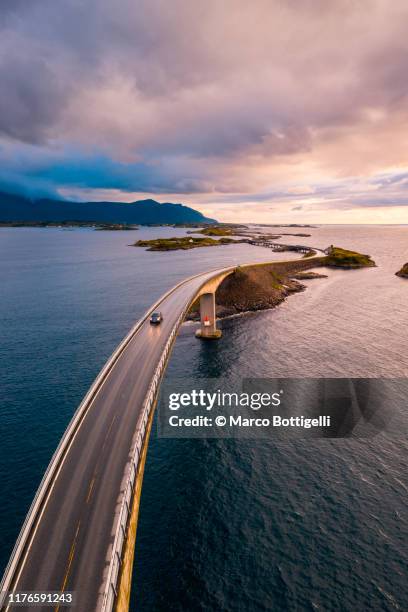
xmin=1 ymin=251 xmax=325 ymax=611
xmin=0 ymin=264 xmax=244 ymax=612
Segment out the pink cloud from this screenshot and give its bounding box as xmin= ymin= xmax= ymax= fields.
xmin=1 ymin=0 xmax=408 ymax=221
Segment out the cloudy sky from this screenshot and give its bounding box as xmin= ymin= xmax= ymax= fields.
xmin=1 ymin=0 xmax=408 ymax=223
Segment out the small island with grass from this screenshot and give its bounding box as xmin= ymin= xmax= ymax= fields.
xmin=324 ymin=246 xmax=376 ymax=268
xmin=396 ymin=263 xmax=408 ymax=278
xmin=188 ymin=226 xmax=237 ymax=237
xmin=134 ymin=236 xmax=240 ymax=251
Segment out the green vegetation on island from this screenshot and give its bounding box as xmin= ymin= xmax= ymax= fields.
xmin=324 ymin=246 xmax=376 ymax=268
xmin=396 ymin=263 xmax=408 ymax=278
xmin=189 ymin=226 xmax=236 ymax=236
xmin=134 ymin=236 xmax=237 ymax=251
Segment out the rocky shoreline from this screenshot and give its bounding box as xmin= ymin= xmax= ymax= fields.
xmin=396 ymin=263 xmax=408 ymax=278
xmin=187 ymin=258 xmax=326 ymax=321
xmin=187 ymin=247 xmax=375 ymax=321
xmin=324 ymin=246 xmax=376 ymax=268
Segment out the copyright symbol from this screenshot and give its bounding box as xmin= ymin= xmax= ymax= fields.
xmin=216 ymin=415 xmax=226 ymax=426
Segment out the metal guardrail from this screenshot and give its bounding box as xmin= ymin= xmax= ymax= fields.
xmin=0 ymin=264 xmax=235 ymax=612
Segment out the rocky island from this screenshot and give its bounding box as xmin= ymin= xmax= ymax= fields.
xmin=188 ymin=226 xmax=238 ymax=236
xmin=134 ymin=236 xmax=239 ymax=251
xmin=324 ymin=246 xmax=376 ymax=268
xmin=187 ymin=258 xmax=325 ymax=321
xmin=187 ymin=247 xmax=376 ymax=321
xmin=396 ymin=263 xmax=408 ymax=278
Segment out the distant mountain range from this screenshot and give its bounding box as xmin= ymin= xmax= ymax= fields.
xmin=0 ymin=191 xmax=216 ymax=225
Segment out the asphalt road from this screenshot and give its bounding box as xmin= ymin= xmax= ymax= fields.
xmin=2 ymin=267 xmax=233 ymax=612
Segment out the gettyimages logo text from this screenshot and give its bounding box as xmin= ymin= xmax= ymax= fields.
xmin=168 ymin=389 xmax=283 ymax=411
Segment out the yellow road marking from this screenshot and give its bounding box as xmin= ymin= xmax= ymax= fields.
xmin=101 ymin=414 xmax=117 ymax=451
xmin=55 ymin=521 xmax=81 ymax=612
xmin=55 ymin=413 xmax=118 ymax=610
xmin=86 ymin=477 xmax=96 ymax=504
xmin=86 ymin=414 xmax=117 ymax=504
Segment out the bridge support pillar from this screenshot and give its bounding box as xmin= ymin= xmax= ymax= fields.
xmin=195 ymin=292 xmax=222 ymax=339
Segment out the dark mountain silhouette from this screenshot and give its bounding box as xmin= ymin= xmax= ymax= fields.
xmin=0 ymin=191 xmax=216 ymax=225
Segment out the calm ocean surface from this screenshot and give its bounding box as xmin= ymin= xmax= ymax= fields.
xmin=1 ymin=225 xmax=408 ymax=611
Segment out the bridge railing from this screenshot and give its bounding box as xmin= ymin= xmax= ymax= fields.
xmin=101 ymin=304 xmax=191 ymax=611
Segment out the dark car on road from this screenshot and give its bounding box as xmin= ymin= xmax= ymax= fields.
xmin=150 ymin=311 xmax=163 ymax=325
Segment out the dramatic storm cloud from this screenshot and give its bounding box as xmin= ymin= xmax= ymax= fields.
xmin=1 ymin=0 xmax=408 ymax=221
